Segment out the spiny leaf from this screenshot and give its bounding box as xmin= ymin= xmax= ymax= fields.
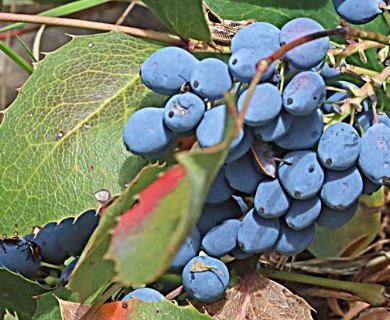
xmin=0 ymin=268 xmax=48 ymax=320
xmin=0 ymin=31 xmax=165 ymax=235
xmin=143 ymin=0 xmax=211 ymax=41
xmin=68 ymin=163 xmax=167 ymax=302
xmin=57 ymin=297 xmax=212 ymax=320
xmin=32 ymin=288 xmax=73 ymax=320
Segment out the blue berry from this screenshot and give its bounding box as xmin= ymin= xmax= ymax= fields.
xmin=206 ymin=167 xmax=233 ymax=204
xmin=229 ymin=46 xmax=276 ymax=83
xmin=0 ymin=238 xmax=41 ymax=278
xmin=332 ymin=0 xmax=385 ymax=24
xmin=316 ymin=201 xmax=358 ymax=229
xmin=34 ymin=222 xmax=69 ymax=265
xmin=196 ymin=104 xmax=243 ymax=150
xmin=317 ymin=122 xmax=361 ymax=170
xmin=280 ymin=18 xmax=329 ymax=70
xmin=285 ymin=196 xmax=322 ymax=230
xmin=358 ymin=123 xmax=390 ymax=185
xmin=254 ymin=111 xmax=293 ymax=142
xmin=237 ymin=209 xmax=280 ymax=253
xmin=225 ymin=152 xmax=265 ymax=194
xmin=254 ymin=179 xmax=291 ymax=218
xmin=320 ymin=167 xmax=363 ymax=210
xmin=170 ymin=228 xmax=201 ymax=271
xmin=282 ymin=71 xmax=326 ymax=116
xmin=140 ymin=47 xmax=198 ymax=95
xmin=122 ymin=287 xmax=164 ymax=302
xmin=225 ymin=126 xmax=254 ymax=163
xmin=231 ymin=22 xmax=281 ymax=52
xmin=163 ymin=92 xmax=205 ymax=133
xmin=202 ymin=219 xmax=241 ymax=257
xmin=197 ymin=198 xmax=243 ymax=236
xmin=274 ymin=109 xmax=324 ymax=150
xmin=190 ymin=58 xmax=232 ymax=100
xmin=60 ymin=258 xmax=79 ymax=286
xmin=124 ymin=107 xmax=175 ymax=156
xmin=278 ymin=151 xmax=324 ymax=200
xmin=274 ymin=223 xmax=316 ymax=256
xmin=182 ymin=256 xmax=229 ymax=302
xmin=237 ymin=83 xmax=282 ymax=127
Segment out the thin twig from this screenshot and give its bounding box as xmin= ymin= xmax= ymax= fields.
xmin=347 ymin=25 xmax=390 ymax=46
xmin=0 ymin=13 xmax=184 ymax=46
xmin=115 ymin=2 xmax=137 ymax=26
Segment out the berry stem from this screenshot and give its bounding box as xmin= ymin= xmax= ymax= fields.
xmin=0 ymin=13 xmax=185 ymax=47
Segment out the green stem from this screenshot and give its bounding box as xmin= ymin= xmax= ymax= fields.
xmin=259 ymin=268 xmax=388 ymax=306
xmin=0 ymin=40 xmax=33 ymax=74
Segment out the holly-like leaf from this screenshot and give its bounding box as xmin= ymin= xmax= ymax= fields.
xmin=32 ymin=288 xmax=73 ymax=320
xmin=0 ymin=31 xmax=166 ymax=235
xmin=309 ymin=190 xmax=383 ymax=258
xmin=0 ymin=268 xmax=48 ymax=320
xmin=57 ymin=297 xmax=212 ymax=320
xmin=68 ymin=163 xmax=167 ymax=302
xmin=205 ymin=0 xmax=339 ymax=29
xmin=199 ymin=271 xmax=313 ymax=320
xmin=143 ymin=0 xmax=211 ymax=41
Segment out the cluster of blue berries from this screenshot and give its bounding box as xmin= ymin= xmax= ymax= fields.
xmin=122 ymin=13 xmax=389 ymax=302
xmin=0 ymin=209 xmax=100 ymax=281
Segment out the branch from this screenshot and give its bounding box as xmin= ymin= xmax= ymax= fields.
xmin=0 ymin=13 xmax=184 ymax=47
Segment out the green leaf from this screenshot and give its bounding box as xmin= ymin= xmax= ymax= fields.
xmin=0 ymin=268 xmax=48 ymax=320
xmin=309 ymin=190 xmax=383 ymax=258
xmin=32 ymin=288 xmax=73 ymax=320
xmin=0 ymin=31 xmax=166 ymax=235
xmin=121 ymin=299 xmax=212 ymax=319
xmin=204 ymin=0 xmax=339 ymax=29
xmin=142 ymin=0 xmax=211 ymax=41
xmin=68 ymin=164 xmax=168 ymax=302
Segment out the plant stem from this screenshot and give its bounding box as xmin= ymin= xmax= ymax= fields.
xmin=329 ymin=40 xmax=384 ymax=58
xmin=348 ymin=26 xmax=390 ymax=46
xmin=343 ymin=64 xmax=390 ymax=84
xmin=259 ymin=268 xmax=388 ymax=306
xmin=0 ymin=13 xmax=184 ymax=47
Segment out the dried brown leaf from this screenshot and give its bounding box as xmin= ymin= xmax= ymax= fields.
xmin=198 ymin=272 xmax=313 ymax=320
